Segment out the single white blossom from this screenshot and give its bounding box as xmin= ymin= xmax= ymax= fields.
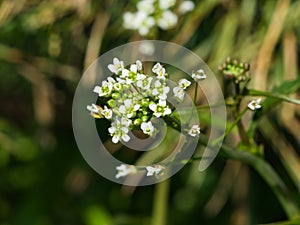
xmin=192 ymin=69 xmax=206 ymax=81
xmin=146 ymin=165 xmax=165 ymax=176
xmin=152 ymin=80 xmax=170 ymax=100
xmin=173 ymin=86 xmax=185 ymax=101
xmin=101 ymin=105 xmax=112 ymax=119
xmin=108 ymin=117 xmax=132 ymax=143
xmin=93 ymin=80 xmax=114 ymax=97
xmin=158 ymin=10 xmax=178 ymax=30
xmin=178 ymin=78 xmax=191 ymax=89
xmin=179 ymin=1 xmax=195 ymax=14
xmin=188 ymin=124 xmax=200 ymax=137
xmin=137 ymin=0 xmax=155 ymax=15
xmin=136 ymin=60 xmax=143 ymax=71
xmin=108 ymin=57 xmax=124 ymax=74
xmin=248 ymin=98 xmax=262 ymax=111
xmin=152 ymin=63 xmax=167 ymax=79
xmin=115 ymin=164 xmax=137 ymax=178
xmin=149 ymin=102 xmax=172 ymax=117
xmin=159 ymin=0 xmax=176 ymax=10
xmin=87 ymin=103 xmax=99 ymax=114
xmin=141 ymin=121 xmax=154 ymax=135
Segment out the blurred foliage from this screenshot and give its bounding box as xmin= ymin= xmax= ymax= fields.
xmin=0 ymin=0 xmax=299 ymax=225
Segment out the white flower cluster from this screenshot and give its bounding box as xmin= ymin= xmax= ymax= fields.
xmin=87 ymin=57 xmax=194 ymax=144
xmin=123 ymin=0 xmax=195 ymax=36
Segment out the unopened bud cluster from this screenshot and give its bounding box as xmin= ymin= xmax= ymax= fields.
xmin=219 ymin=57 xmax=250 ymax=83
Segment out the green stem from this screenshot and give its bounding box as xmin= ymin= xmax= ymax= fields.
xmin=212 ymin=107 xmax=248 ymax=145
xmin=245 ymin=89 xmax=300 ymax=105
xmin=151 ymin=179 xmax=170 ymax=225
xmin=193 ymin=82 xmax=198 ymax=104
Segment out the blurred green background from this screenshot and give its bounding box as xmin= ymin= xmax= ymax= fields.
xmin=0 ymin=0 xmax=299 ymax=224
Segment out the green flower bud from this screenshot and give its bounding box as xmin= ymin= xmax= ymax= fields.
xmin=112 ymin=92 xmax=120 ymax=99
xmin=141 ymin=116 xmax=148 ymax=122
xmin=108 ymin=99 xmax=116 ymax=107
xmin=134 ymin=118 xmax=142 ymax=126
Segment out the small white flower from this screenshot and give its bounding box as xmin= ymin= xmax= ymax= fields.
xmin=178 ymin=78 xmax=191 ymax=89
xmin=136 ymin=60 xmax=143 ymax=71
xmin=93 ymin=80 xmax=113 ymax=97
xmin=173 ymin=86 xmax=185 ymax=101
xmin=130 ymin=64 xmax=138 ymax=73
xmin=87 ymin=104 xmax=104 ymax=118
xmin=108 ymin=57 xmax=124 ymax=74
xmin=108 ymin=126 xmax=130 ymax=143
xmin=159 ymin=0 xmax=176 ymax=10
xmin=137 ymin=0 xmax=155 ymax=15
xmin=188 ymin=124 xmax=200 ymax=137
xmin=149 ymin=102 xmax=172 ymax=117
xmin=152 ymin=80 xmax=170 ymax=100
xmin=141 ymin=121 xmax=154 ymax=135
xmin=152 ymin=63 xmax=167 ymax=79
xmin=179 ymin=1 xmax=195 ymax=14
xmin=158 ymin=10 xmax=178 ymax=30
xmin=87 ymin=103 xmax=99 ymax=114
xmin=101 ymin=105 xmax=112 ymax=119
xmin=192 ymin=69 xmax=206 ymax=81
xmin=115 ymin=164 xmax=137 ymax=179
xmin=146 ymin=165 xmax=165 ymax=176
xmin=120 ymin=69 xmax=129 ymax=78
xmin=248 ymin=98 xmax=262 ymax=111
xmin=108 ymin=117 xmax=132 ymax=143
xmin=137 ymin=76 xmax=153 ymax=89
xmin=136 ymin=11 xmax=155 ymax=36
xmin=119 ymin=99 xmax=140 ymax=118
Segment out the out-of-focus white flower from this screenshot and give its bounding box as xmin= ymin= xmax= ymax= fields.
xmin=248 ymin=98 xmax=262 ymax=111
xmin=87 ymin=103 xmax=99 ymax=114
xmin=87 ymin=104 xmax=104 ymax=118
xmin=173 ymin=86 xmax=185 ymax=101
xmin=179 ymin=1 xmax=195 ymax=14
xmin=178 ymin=78 xmax=191 ymax=89
xmin=158 ymin=10 xmax=178 ymax=30
xmin=137 ymin=77 xmax=153 ymax=89
xmin=139 ymin=42 xmax=155 ymax=55
xmin=135 ymin=11 xmax=155 ymax=36
xmin=137 ymin=0 xmax=155 ymax=15
xmin=146 ymin=165 xmax=165 ymax=176
xmin=115 ymin=164 xmax=137 ymax=178
xmin=108 ymin=57 xmax=124 ymax=74
xmin=119 ymin=99 xmax=140 ymax=118
xmin=159 ymin=0 xmax=176 ymax=10
xmin=108 ymin=117 xmax=132 ymax=143
xmin=152 ymin=80 xmax=170 ymax=100
xmin=101 ymin=105 xmax=112 ymax=119
xmin=188 ymin=124 xmax=200 ymax=137
xmin=192 ymin=69 xmax=206 ymax=81
xmin=141 ymin=121 xmax=154 ymax=135
xmin=136 ymin=60 xmax=143 ymax=71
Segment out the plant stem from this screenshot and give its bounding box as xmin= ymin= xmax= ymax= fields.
xmin=245 ymin=89 xmax=300 ymax=105
xmin=151 ymin=179 xmax=170 ymax=225
xmin=212 ymin=107 xmax=248 ymax=145
xmin=193 ymin=82 xmax=198 ymax=104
